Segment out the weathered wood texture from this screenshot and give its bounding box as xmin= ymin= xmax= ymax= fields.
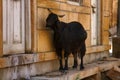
xmin=117 ymin=0 xmax=120 ymax=36
xmin=31 ymin=0 xmax=92 ymax=53
xmin=107 ymin=69 xmax=120 ymax=80
xmin=32 ymin=0 xmax=111 ymax=52
xmin=114 ymin=65 xmax=120 ymax=73
xmin=101 ymin=0 xmax=113 ymax=45
xmin=36 ymin=0 xmax=91 ymax=51
xmin=0 ymin=0 xmax=112 ymax=69
xmin=112 ymin=37 xmax=120 ymax=58
xmin=0 ymin=59 xmax=120 ymax=80
xmin=0 ymin=1 xmax=114 ymax=79
xmin=0 ymin=46 xmax=110 ymax=69
xmin=111 ymin=0 xmax=118 ymax=28
xmin=2 ymin=0 xmax=25 ymax=55
xmin=0 ymin=57 xmax=118 ymax=80
xmin=25 ymin=0 xmax=32 ymax=52
xmin=31 ymin=0 xmax=37 ymax=52
xmin=0 ymin=0 xmax=3 ymax=56
xmin=83 ymin=72 xmax=102 ymax=80
xmin=37 ymin=30 xmax=54 ymax=52
xmin=31 ymin=57 xmax=120 ymax=80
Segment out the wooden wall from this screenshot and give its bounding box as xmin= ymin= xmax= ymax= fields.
xmin=31 ymin=0 xmax=111 ymax=61
xmin=0 ymin=1 xmax=113 ymax=79
xmin=31 ymin=0 xmax=91 ymax=53
xmin=0 ymin=0 xmax=112 ymax=69
xmin=102 ymin=0 xmax=113 ymax=45
xmin=111 ymin=0 xmax=118 ymax=27
xmin=0 ymin=0 xmax=3 ymax=56
xmin=35 ymin=0 xmax=89 ymax=52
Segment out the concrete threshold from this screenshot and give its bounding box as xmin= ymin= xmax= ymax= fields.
xmin=31 ymin=57 xmax=120 ymax=80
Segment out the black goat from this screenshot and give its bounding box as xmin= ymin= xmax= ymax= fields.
xmin=46 ymin=9 xmax=87 ymax=71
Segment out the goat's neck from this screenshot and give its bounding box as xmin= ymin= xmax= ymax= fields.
xmin=53 ymin=20 xmax=61 ymax=32
xmin=53 ymin=21 xmax=62 ymax=39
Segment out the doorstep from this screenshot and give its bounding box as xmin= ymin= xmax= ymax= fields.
xmin=31 ymin=57 xmax=120 ymax=80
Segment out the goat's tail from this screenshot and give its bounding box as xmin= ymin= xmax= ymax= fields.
xmin=78 ymin=42 xmax=86 ymax=58
xmin=77 ymin=50 xmax=86 ymax=58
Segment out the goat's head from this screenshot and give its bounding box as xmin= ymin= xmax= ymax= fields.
xmin=46 ymin=8 xmax=65 ymax=29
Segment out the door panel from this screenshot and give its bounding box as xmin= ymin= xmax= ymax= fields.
xmin=91 ymin=0 xmax=97 ymax=45
xmin=13 ymin=1 xmax=21 ymax=43
xmin=3 ymin=0 xmax=25 ymax=55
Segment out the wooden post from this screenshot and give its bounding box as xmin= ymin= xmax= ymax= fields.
xmin=25 ymin=0 xmax=32 ymax=53
xmin=95 ymin=72 xmax=102 ymax=80
xmin=112 ymin=0 xmax=120 ymax=58
xmin=0 ymin=0 xmax=3 ymax=56
xmin=31 ymin=0 xmax=37 ymax=53
xmin=117 ymin=0 xmax=120 ymax=36
xmin=91 ymin=72 xmax=102 ymax=80
xmin=112 ymin=37 xmax=120 ymax=58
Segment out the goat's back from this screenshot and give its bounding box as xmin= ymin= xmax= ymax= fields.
xmin=59 ymin=21 xmax=87 ymax=50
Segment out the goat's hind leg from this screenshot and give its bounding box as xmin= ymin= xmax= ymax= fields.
xmin=72 ymin=51 xmax=78 ymax=69
xmin=79 ymin=43 xmax=86 ymax=70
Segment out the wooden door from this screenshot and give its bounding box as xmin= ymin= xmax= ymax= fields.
xmin=91 ymin=0 xmax=101 ymax=45
xmin=3 ymin=0 xmax=25 ymax=55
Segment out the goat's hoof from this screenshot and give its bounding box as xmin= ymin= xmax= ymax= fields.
xmin=80 ymin=66 xmax=84 ymax=70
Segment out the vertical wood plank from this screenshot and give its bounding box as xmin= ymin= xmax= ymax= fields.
xmin=25 ymin=0 xmax=32 ymax=52
xmin=3 ymin=0 xmax=10 ymax=54
xmin=3 ymin=0 xmax=7 ymax=44
xmin=0 ymin=0 xmax=3 ymax=56
xmin=31 ymin=0 xmax=37 ymax=52
xmin=94 ymin=72 xmax=102 ymax=80
xmin=3 ymin=0 xmax=25 ymax=55
xmin=101 ymin=0 xmax=112 ymax=45
xmin=112 ymin=37 xmax=120 ymax=58
xmin=117 ymin=0 xmax=120 ymax=36
xmin=111 ymin=0 xmax=118 ymax=27
xmin=13 ymin=1 xmax=21 ymax=43
xmin=91 ymin=0 xmax=97 ymax=45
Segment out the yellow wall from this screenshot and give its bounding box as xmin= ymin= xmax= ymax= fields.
xmin=0 ymin=0 xmax=112 ymax=69
xmin=31 ymin=0 xmax=111 ymax=61
xmin=32 ymin=0 xmax=91 ymax=53
xmin=101 ymin=0 xmax=113 ymax=45
xmin=111 ymin=0 xmax=118 ymax=27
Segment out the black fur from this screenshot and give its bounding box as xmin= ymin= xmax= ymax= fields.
xmin=46 ymin=12 xmax=87 ymax=71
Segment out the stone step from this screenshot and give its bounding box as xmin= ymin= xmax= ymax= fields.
xmin=31 ymin=57 xmax=120 ymax=80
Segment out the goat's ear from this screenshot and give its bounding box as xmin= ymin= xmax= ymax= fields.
xmin=58 ymin=15 xmax=65 ymax=18
xmin=47 ymin=8 xmax=53 ymax=13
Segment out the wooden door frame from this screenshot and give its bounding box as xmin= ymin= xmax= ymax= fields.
xmin=0 ymin=0 xmax=3 ymax=56
xmin=25 ymin=0 xmax=32 ymax=53
xmin=117 ymin=0 xmax=120 ymax=36
xmin=31 ymin=0 xmax=37 ymax=53
xmin=91 ymin=0 xmax=102 ymax=45
xmin=97 ymin=0 xmax=102 ymax=45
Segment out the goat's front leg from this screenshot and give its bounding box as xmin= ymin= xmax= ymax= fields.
xmin=57 ymin=49 xmax=63 ymax=71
